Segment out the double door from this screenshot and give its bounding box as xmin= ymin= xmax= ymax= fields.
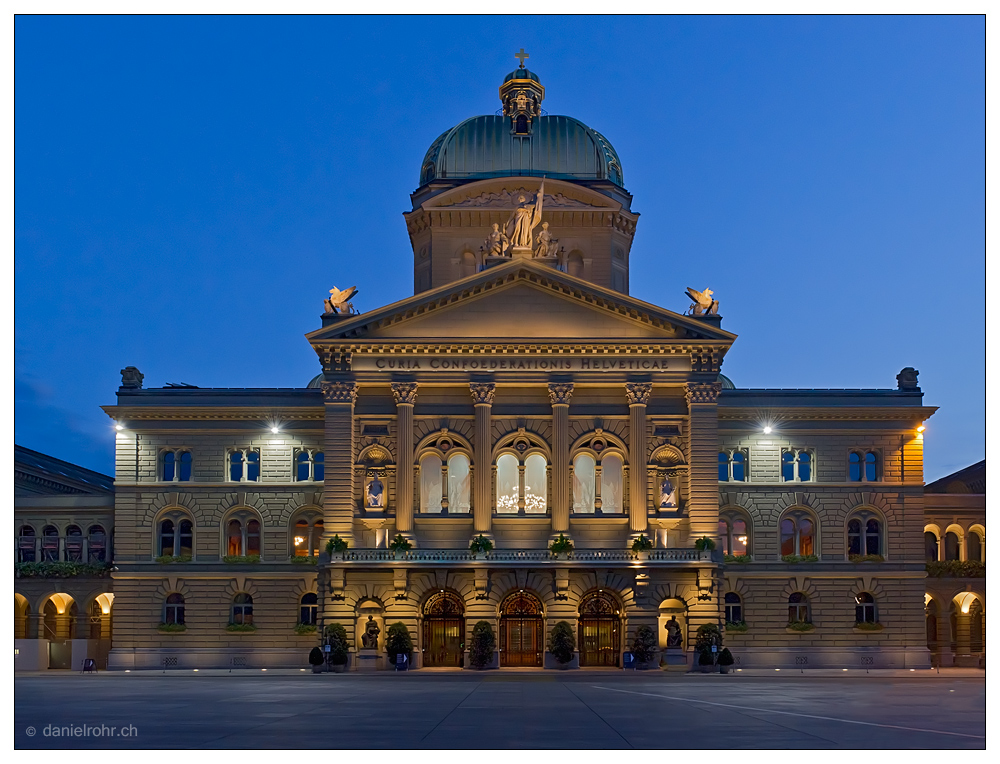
xmin=579 ymin=616 xmax=620 ymax=667
xmin=500 ymin=616 xmax=543 ymax=667
xmin=423 ymin=617 xmax=464 ymax=667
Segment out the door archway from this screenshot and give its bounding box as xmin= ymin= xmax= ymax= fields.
xmin=422 ymin=591 xmax=465 ymax=667
xmin=578 ymin=590 xmax=622 ymax=667
xmin=499 ymin=591 xmax=544 ymax=667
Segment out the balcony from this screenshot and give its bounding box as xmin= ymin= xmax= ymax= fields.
xmin=327 ymin=548 xmax=711 ymax=567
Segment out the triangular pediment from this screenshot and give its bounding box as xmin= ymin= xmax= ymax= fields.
xmin=307 ymin=260 xmax=736 ymax=346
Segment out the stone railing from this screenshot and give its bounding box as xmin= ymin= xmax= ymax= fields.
xmin=332 ymin=548 xmax=709 ymax=564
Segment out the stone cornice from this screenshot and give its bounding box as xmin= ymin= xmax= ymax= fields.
xmin=101 ymin=406 xmax=325 ymax=421
xmin=718 ymin=407 xmax=938 ymax=422
xmin=404 ymin=208 xmax=638 ymax=237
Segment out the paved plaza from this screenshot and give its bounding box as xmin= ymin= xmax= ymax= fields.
xmin=14 ymin=669 xmax=985 ymax=749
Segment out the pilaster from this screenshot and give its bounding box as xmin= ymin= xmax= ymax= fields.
xmin=470 ymin=383 xmax=496 ymax=534
xmin=322 ymin=381 xmax=357 ymax=543
xmin=549 ymin=383 xmax=573 ymax=534
xmin=626 ymin=383 xmax=652 ymax=534
xmin=391 ymin=383 xmax=418 ymax=535
xmin=685 ymin=382 xmax=722 ymax=539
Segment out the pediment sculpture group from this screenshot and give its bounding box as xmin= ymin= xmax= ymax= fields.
xmin=483 ymin=180 xmax=560 ymax=259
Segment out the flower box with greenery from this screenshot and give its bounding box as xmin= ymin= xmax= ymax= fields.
xmin=631 ymin=535 xmax=653 ymax=560
xmin=548 ymin=620 xmax=576 ymax=667
xmin=694 ymin=536 xmax=716 ymax=552
xmin=549 ymin=534 xmax=574 ymax=559
xmin=724 ymin=620 xmax=748 ymax=634
xmin=388 ymin=535 xmax=412 ymax=559
xmin=294 ymin=623 xmax=317 ymax=636
xmin=226 ymin=623 xmax=257 ymax=633
xmin=325 ymin=623 xmax=350 ymax=671
xmin=786 ymin=621 xmax=815 ymax=632
xmin=15 ymin=561 xmax=112 ymax=578
xmin=290 ymin=556 xmax=318 ymax=565
xmin=469 ymin=535 xmax=494 ymax=558
xmin=325 ymin=535 xmax=349 ymax=559
xmin=631 ymin=625 xmax=657 ymax=668
xmin=468 ymin=620 xmax=496 ymax=669
xmin=717 ymin=647 xmax=735 ymax=674
xmin=222 ymin=554 xmax=260 ymax=565
xmin=848 ymin=554 xmax=884 ymax=563
xmin=723 ymin=554 xmax=751 ymax=564
xmin=926 ymin=560 xmax=985 ymax=578
xmin=308 ymin=645 xmax=326 ymax=673
xmin=385 ymin=622 xmax=413 ymax=666
xmin=854 ymin=621 xmax=885 ymax=632
xmin=158 ymin=622 xmax=187 ymax=633
xmin=781 ymin=554 xmax=819 ymax=564
xmin=155 ymin=555 xmax=192 ymax=564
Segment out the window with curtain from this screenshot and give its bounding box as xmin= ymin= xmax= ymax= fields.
xmin=572 ymin=454 xmax=596 ymax=513
xmin=523 ymin=454 xmax=547 ymax=513
xmin=600 ymin=454 xmax=623 ymax=513
xmin=447 ymin=453 xmax=471 ymax=513
xmin=420 ymin=454 xmax=443 ymax=513
xmin=496 ymin=453 xmax=519 ymax=513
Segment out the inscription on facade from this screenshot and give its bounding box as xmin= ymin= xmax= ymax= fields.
xmin=353 ymin=356 xmax=688 ymax=372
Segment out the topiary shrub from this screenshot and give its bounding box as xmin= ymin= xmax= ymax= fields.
xmin=549 ymin=534 xmax=574 ymax=556
xmin=468 ymin=620 xmax=496 ymax=668
xmin=631 ymin=535 xmax=654 ymax=553
xmin=631 ymin=625 xmax=657 ymax=664
xmin=388 ymin=535 xmax=412 ymax=554
xmin=548 ymin=621 xmax=575 ymax=664
xmin=326 ymin=536 xmax=349 ymax=556
xmin=717 ymin=647 xmax=735 ymax=666
xmin=385 ymin=622 xmax=413 ymax=663
xmin=308 ymin=646 xmax=325 ymax=666
xmin=324 ymin=623 xmax=349 ymax=665
xmin=469 ymin=535 xmax=494 ymax=555
xmin=694 ymin=623 xmax=723 ymax=653
xmin=698 ymin=649 xmax=715 ymax=666
xmin=694 ymin=536 xmax=717 ymax=552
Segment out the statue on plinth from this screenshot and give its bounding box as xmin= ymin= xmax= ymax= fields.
xmin=325 ymin=285 xmax=359 ymax=315
xmin=665 ymin=616 xmax=683 ymax=648
xmin=505 ymin=179 xmax=545 ymax=251
xmin=533 ymin=221 xmax=557 ymax=258
xmin=659 ymin=476 xmax=678 ymax=509
xmin=485 ymin=223 xmax=509 ymax=258
xmin=685 ymin=287 xmax=719 ymax=316
xmin=365 ymin=475 xmax=384 ymax=508
xmin=361 ymin=615 xmax=380 ymax=648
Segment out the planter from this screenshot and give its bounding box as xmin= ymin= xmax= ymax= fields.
xmin=330 ymin=663 xmax=347 ymax=673
xmin=635 ymin=551 xmax=650 ymax=562
xmin=699 ymin=664 xmax=713 ymax=674
xmin=719 ymin=665 xmax=730 ymax=674
xmin=311 ymin=664 xmax=326 ymax=673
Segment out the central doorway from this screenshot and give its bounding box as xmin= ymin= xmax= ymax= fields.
xmin=499 ymin=591 xmax=544 ymax=667
xmin=422 ymin=591 xmax=465 ymax=667
xmin=578 ymin=590 xmax=621 ymax=667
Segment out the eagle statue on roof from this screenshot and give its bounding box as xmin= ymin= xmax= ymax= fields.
xmin=685 ymin=287 xmax=719 ymax=316
xmin=325 ymin=286 xmax=358 ymax=315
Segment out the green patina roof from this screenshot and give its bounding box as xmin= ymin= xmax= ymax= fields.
xmin=419 ymin=114 xmax=624 ymax=187
xmin=503 ymin=66 xmax=541 ymax=84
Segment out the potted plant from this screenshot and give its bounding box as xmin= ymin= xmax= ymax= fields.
xmin=469 ymin=535 xmax=493 ymax=560
xmin=385 ymin=622 xmax=413 ymax=668
xmin=309 ymin=645 xmax=326 ymax=673
xmin=694 ymin=623 xmax=722 ymax=673
xmin=694 ymin=536 xmax=717 ymax=553
xmin=631 ymin=534 xmax=654 ymax=560
xmin=548 ymin=621 xmax=575 ymax=667
xmin=717 ymin=647 xmax=735 ymax=674
xmin=468 ymin=620 xmax=496 ymax=669
xmin=388 ymin=534 xmax=412 ymax=560
xmin=631 ymin=625 xmax=657 ymax=669
xmin=325 ymin=623 xmax=350 ymax=672
xmin=325 ymin=535 xmax=349 ymax=560
xmin=549 ymin=534 xmax=574 ymax=560
xmin=698 ymin=648 xmax=715 ymax=673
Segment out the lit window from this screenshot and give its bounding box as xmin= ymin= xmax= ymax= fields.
xmin=781 ymin=450 xmax=813 ymax=482
xmin=225 ymin=513 xmax=262 ymax=558
xmin=572 ymin=454 xmax=596 ymax=513
xmin=163 ymin=593 xmax=185 ymax=625
xmin=855 ymin=592 xmax=877 ymax=624
xmin=496 ymin=454 xmax=519 ymax=513
xmin=724 ymin=592 xmax=743 ymax=625
xmin=719 ymin=512 xmax=750 ymax=556
xmin=231 ymin=594 xmax=253 ymax=625
xmin=788 ymin=592 xmax=810 ymax=624
xmin=780 ymin=510 xmax=816 ymax=557
xmin=420 ymin=453 xmax=443 ymax=513
xmin=600 ymin=454 xmax=623 ymax=513
xmin=291 ymin=515 xmax=323 ymax=557
xmin=447 ymin=453 xmax=471 ymax=513
xmin=299 ymin=593 xmax=318 ymax=626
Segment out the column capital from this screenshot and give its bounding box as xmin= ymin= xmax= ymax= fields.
xmin=625 ymin=382 xmax=652 ymax=406
xmin=321 ymin=381 xmax=357 ymax=404
xmin=469 ymin=382 xmax=496 ymax=406
xmin=390 ymin=382 xmax=418 ymax=405
xmin=685 ymin=382 xmax=722 ymax=405
xmin=547 ymin=383 xmax=574 ymax=406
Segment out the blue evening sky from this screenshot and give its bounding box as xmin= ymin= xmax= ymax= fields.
xmin=14 ymin=15 xmax=984 ymax=481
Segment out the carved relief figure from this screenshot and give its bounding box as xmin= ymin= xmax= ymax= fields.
xmin=365 ymin=474 xmax=385 ymax=508
xmin=505 ymin=180 xmax=545 ymax=250
xmin=659 ymin=476 xmax=678 ymax=509
xmin=361 ymin=615 xmax=380 ymax=648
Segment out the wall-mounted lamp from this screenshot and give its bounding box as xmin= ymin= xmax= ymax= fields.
xmin=763 ymin=426 xmax=772 ymax=434
xmin=115 ymin=423 xmax=124 ymax=431
xmin=916 ymin=425 xmax=926 ymax=434
xmin=270 ymin=426 xmax=280 ymax=434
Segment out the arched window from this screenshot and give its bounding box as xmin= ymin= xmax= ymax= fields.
xmin=523 ymin=454 xmax=547 ymax=513
xmin=496 ymin=453 xmax=519 ymax=513
xmin=88 ymin=525 xmax=107 ymax=563
xmin=228 ymin=449 xmax=261 ymax=482
xmin=447 ymin=453 xmax=471 ymax=513
xmin=296 ymin=451 xmax=310 ymax=481
xmin=849 ymin=451 xmax=862 ymax=482
xmin=225 ymin=513 xmax=261 ymax=558
xmin=42 ymin=525 xmax=59 ymax=561
xmin=855 ymin=592 xmax=877 ymax=624
xmin=295 ymin=450 xmax=324 ymax=482
xmin=420 ymin=453 xmax=443 ymax=513
xmin=162 ymin=450 xmax=193 ymax=482
xmin=163 ymin=593 xmax=185 ymax=625
xmin=178 ymin=519 xmax=193 ymax=556
xmin=515 ymin=114 xmax=528 ymax=134
xmin=865 ymin=452 xmax=878 ymax=482
xmin=65 ymin=525 xmax=83 ymax=562
xmin=924 ymin=531 xmax=939 ymax=562
xmin=299 ymin=593 xmax=318 ymax=626
xmin=967 ymin=531 xmax=983 ymax=563
xmin=227 ymin=519 xmax=243 ymax=556
xmin=246 ymin=519 xmax=261 ymax=556
xmin=163 ymin=451 xmax=176 ymax=481
xmin=724 ymin=592 xmax=743 ymax=625
xmin=788 ymin=593 xmax=810 ymax=624
xmin=231 ymin=594 xmax=253 ymax=625
xmin=572 ymin=454 xmax=596 ymax=513
xmin=719 ymin=450 xmax=747 ymax=482
xmin=780 ymin=511 xmax=816 ymax=557
xmin=159 ymin=520 xmax=175 ymax=557
xmin=781 ymin=449 xmax=813 ymax=482
xmin=719 ymin=511 xmax=750 ymax=556
xmin=291 ymin=514 xmax=323 ymax=557
xmin=600 ymin=454 xmax=623 ymax=513
xmin=18 ymin=525 xmax=36 ymax=563
xmin=179 ymin=451 xmax=192 ymax=481
xmin=847 ymin=512 xmax=883 ymax=558
xmin=944 ymin=531 xmax=961 ymax=561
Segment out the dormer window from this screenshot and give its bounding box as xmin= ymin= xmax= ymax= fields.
xmin=515 ymin=114 xmax=529 ymax=134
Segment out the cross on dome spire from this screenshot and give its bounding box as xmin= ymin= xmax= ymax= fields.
xmin=515 ymin=48 xmax=529 ymax=67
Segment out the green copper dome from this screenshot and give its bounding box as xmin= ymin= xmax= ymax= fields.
xmin=418 ymin=114 xmax=624 ymax=187
xmin=503 ymin=66 xmax=541 ymax=84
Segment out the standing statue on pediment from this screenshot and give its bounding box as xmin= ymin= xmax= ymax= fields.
xmin=505 ymin=179 xmax=545 ymax=250
xmin=485 ymin=223 xmax=509 ymax=257
xmin=533 ymin=222 xmax=558 ymax=258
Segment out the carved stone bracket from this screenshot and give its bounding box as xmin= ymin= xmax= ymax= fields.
xmin=554 ymin=568 xmax=570 ymax=601
xmin=625 ymin=382 xmax=652 ymax=406
xmin=391 ymin=382 xmax=418 ymax=406
xmin=547 ymin=383 xmax=574 ymax=406
xmin=329 ymin=567 xmax=346 ymax=601
xmin=685 ymin=382 xmax=722 ymax=406
xmin=474 ymin=569 xmax=489 ymax=600
xmin=393 ymin=569 xmax=408 ymax=600
xmin=469 ymin=382 xmax=496 ymax=406
xmin=321 ymin=381 xmax=358 ymax=404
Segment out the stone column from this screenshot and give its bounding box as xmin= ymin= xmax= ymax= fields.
xmin=322 ymin=381 xmax=358 ymax=544
xmin=470 ymin=383 xmax=496 ymax=535
xmin=685 ymin=382 xmax=722 ymax=540
xmin=391 ymin=383 xmax=418 ymax=536
xmin=626 ymin=383 xmax=652 ymax=534
xmin=548 ymin=383 xmax=574 ymax=534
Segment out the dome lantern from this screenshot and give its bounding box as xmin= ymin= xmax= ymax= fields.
xmin=499 ymin=48 xmax=544 ymax=135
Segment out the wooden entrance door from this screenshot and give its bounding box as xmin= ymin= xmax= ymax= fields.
xmin=422 ymin=591 xmax=465 ymax=667
xmin=499 ymin=591 xmax=544 ymax=667
xmin=578 ymin=590 xmax=621 ymax=667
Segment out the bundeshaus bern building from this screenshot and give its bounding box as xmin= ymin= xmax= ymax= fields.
xmin=14 ymin=56 xmax=985 ymax=672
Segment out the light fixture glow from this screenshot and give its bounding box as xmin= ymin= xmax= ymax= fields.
xmin=763 ymin=426 xmax=772 ymax=434
xmin=115 ymin=424 xmax=124 ymax=431
xmin=916 ymin=425 xmax=925 ymax=433
xmin=271 ymin=426 xmax=280 ymax=434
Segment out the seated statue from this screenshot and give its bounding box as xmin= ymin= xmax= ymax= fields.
xmin=485 ymin=223 xmax=509 ymax=258
xmin=659 ymin=477 xmax=678 ymax=509
xmin=366 ymin=476 xmax=384 ymax=508
xmin=533 ymin=222 xmax=557 ymax=258
xmin=665 ymin=616 xmax=683 ymax=648
xmin=361 ymin=615 xmax=380 ymax=649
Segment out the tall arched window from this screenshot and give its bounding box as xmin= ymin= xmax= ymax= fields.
xmin=227 ymin=519 xmax=242 ymax=556
xmin=781 ymin=450 xmax=813 ymax=482
xmin=65 ymin=525 xmax=83 ymax=562
xmin=299 ymin=593 xmax=318 ymax=626
xmin=231 ymin=594 xmax=253 ymax=625
xmin=178 ymin=519 xmax=193 ymax=556
xmin=163 ymin=451 xmax=176 ymax=481
xmin=295 ymin=450 xmax=324 ymax=482
xmin=496 ymin=454 xmax=519 ymax=513
xmin=228 ymin=449 xmax=261 ymax=482
xmin=18 ymin=525 xmax=36 ymax=563
xmin=88 ymin=525 xmax=107 ymax=563
xmin=447 ymin=453 xmax=471 ymax=513
xmin=600 ymin=454 xmax=623 ymax=513
xmin=523 ymin=454 xmax=547 ymax=513
xmin=780 ymin=511 xmax=816 ymax=557
xmin=855 ymin=592 xmax=877 ymax=624
xmin=572 ymin=454 xmax=596 ymax=513
xmin=719 ymin=511 xmax=750 ymax=556
xmin=787 ymin=593 xmax=810 ymax=624
xmin=225 ymin=513 xmax=262 ymax=558
xmin=420 ymin=453 xmax=443 ymax=513
xmin=724 ymin=592 xmax=743 ymax=625
xmin=163 ymin=593 xmax=185 ymax=625
xmin=944 ymin=531 xmax=961 ymax=561
xmin=864 ymin=452 xmax=878 ymax=482
xmin=159 ymin=520 xmax=175 ymax=557
xmin=42 ymin=525 xmax=59 ymax=561
xmin=291 ymin=514 xmax=323 ymax=557
xmin=968 ymin=531 xmax=983 ymax=563
xmin=719 ymin=450 xmax=747 ymax=482
xmin=924 ymin=531 xmax=939 ymax=562
xmin=847 ymin=512 xmax=882 ymax=558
